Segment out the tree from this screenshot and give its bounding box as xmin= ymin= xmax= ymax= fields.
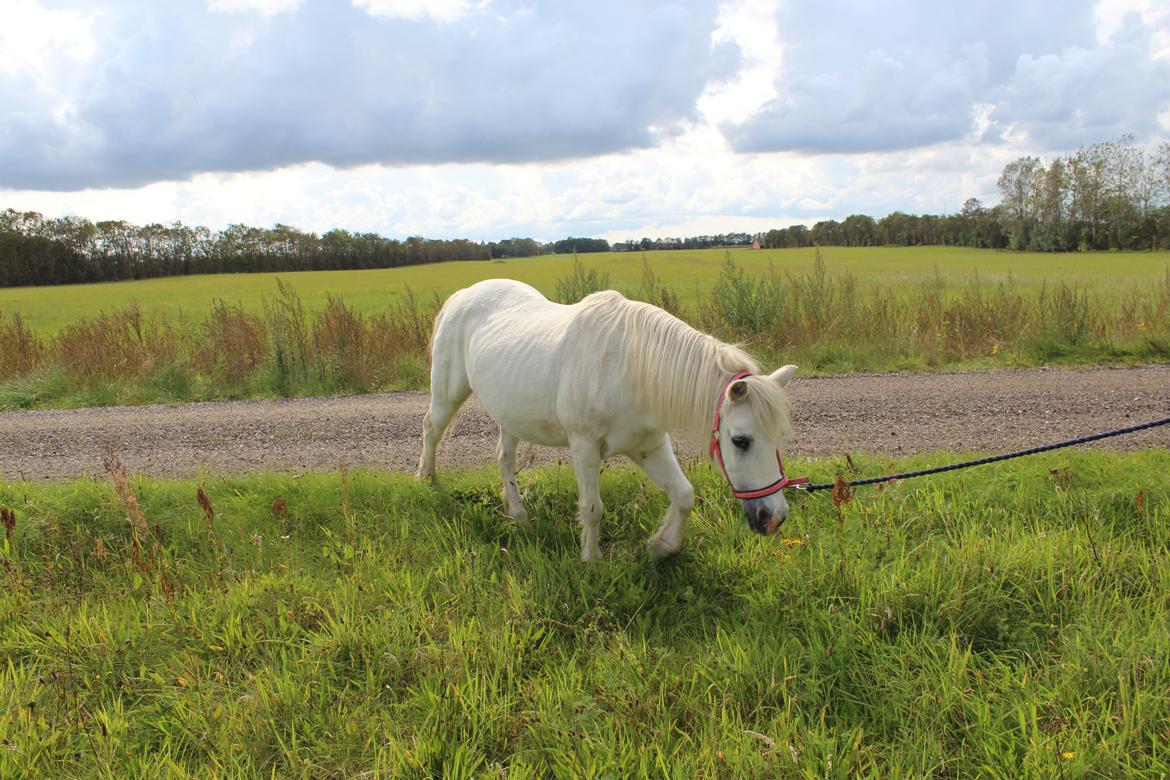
xmin=840 ymin=214 xmax=876 ymax=246
xmin=997 ymin=156 xmax=1043 ymax=249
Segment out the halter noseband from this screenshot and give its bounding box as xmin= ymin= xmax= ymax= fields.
xmin=709 ymin=371 xmax=809 ymax=499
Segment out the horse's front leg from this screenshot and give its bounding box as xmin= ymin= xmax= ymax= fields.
xmin=497 ymin=428 xmax=527 ymax=521
xmin=569 ymin=437 xmax=604 ymax=562
xmin=636 ymin=435 xmax=695 ymax=559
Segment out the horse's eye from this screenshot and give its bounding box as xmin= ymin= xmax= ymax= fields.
xmin=731 ymin=435 xmax=752 ymax=451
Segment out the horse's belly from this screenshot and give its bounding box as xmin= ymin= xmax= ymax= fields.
xmin=463 ymin=307 xmax=571 ymax=446
xmin=470 ymin=366 xmax=568 ymax=447
xmin=493 ymin=414 xmax=569 ymax=448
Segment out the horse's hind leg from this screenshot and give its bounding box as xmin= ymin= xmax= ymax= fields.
xmin=498 ymin=429 xmax=527 ymax=520
xmin=637 ymin=435 xmax=695 ymax=559
xmin=416 ymin=340 xmax=471 ymax=483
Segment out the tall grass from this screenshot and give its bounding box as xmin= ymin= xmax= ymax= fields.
xmin=195 ymin=301 xmax=267 ymax=385
xmin=1 ymin=258 xmax=1168 ymax=409
xmin=1 ymin=450 xmax=1167 ymax=776
xmin=51 ymin=304 xmax=180 ymax=385
xmin=0 ymin=312 xmax=40 ymax=380
xmin=0 ymin=281 xmax=441 ymax=408
xmin=698 ymin=252 xmax=1170 ymax=371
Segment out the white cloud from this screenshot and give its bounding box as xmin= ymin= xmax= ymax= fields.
xmin=698 ymin=0 xmax=782 ymax=125
xmin=990 ymin=11 xmax=1170 ymax=148
xmin=1096 ymin=0 xmax=1170 ymax=56
xmin=0 ymin=0 xmax=97 ymax=80
xmin=353 ymin=0 xmax=482 ymax=23
xmin=206 ymin=0 xmax=304 ymax=15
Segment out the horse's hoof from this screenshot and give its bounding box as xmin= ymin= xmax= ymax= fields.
xmin=647 ymin=537 xmax=682 ymax=560
xmin=500 ymin=490 xmax=528 ymax=520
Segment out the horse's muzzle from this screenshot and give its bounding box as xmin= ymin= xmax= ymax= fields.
xmin=744 ymin=500 xmax=786 ymax=535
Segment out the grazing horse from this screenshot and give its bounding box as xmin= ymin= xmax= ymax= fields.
xmin=417 ymin=279 xmax=799 ymax=561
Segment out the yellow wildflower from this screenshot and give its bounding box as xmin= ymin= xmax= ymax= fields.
xmin=1061 ymin=752 xmax=1075 ymax=761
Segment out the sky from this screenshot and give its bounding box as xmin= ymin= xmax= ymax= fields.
xmin=1 ymin=0 xmax=1169 ymax=242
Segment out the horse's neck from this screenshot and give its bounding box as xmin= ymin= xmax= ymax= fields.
xmin=629 ymin=321 xmax=751 ymax=442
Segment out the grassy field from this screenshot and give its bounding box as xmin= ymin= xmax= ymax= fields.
xmin=3 ymin=246 xmax=1169 ymax=336
xmin=1 ymin=450 xmax=1168 ymax=777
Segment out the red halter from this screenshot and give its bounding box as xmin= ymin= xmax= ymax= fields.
xmin=709 ymin=371 xmax=809 ymax=499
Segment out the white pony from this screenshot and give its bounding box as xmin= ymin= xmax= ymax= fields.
xmin=417 ymin=279 xmax=799 ymax=561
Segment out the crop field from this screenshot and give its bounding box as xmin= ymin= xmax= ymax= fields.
xmin=2 ymin=246 xmax=1169 ymax=336
xmin=1 ymin=449 xmax=1167 ymax=777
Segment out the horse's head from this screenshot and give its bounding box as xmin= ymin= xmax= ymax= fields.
xmin=710 ymin=365 xmax=798 ymax=535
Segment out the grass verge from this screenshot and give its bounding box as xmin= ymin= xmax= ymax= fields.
xmin=1 ymin=450 xmax=1167 ymax=777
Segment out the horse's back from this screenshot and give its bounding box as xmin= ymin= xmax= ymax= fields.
xmin=434 ymin=280 xmax=565 ymax=346
xmin=432 ymin=280 xmax=575 ymax=444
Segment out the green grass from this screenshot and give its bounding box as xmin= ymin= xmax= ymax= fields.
xmin=2 ymin=449 xmax=1168 ymax=777
xmin=3 ymin=246 xmax=1169 ymax=335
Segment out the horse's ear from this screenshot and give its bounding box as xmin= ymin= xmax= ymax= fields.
xmin=769 ymin=364 xmax=798 ymax=387
xmin=727 ymin=379 xmax=749 ymax=402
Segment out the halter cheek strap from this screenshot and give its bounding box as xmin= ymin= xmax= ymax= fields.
xmin=710 ymin=371 xmax=809 ymax=499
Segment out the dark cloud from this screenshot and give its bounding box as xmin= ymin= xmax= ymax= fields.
xmin=725 ymin=0 xmax=1169 ymax=155
xmin=1 ymin=0 xmax=734 ymax=190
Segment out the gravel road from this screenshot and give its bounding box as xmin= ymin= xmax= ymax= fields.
xmin=1 ymin=366 xmax=1167 ymax=481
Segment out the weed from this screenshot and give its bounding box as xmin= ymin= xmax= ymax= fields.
xmin=263 ymin=279 xmax=312 ymax=394
xmin=101 ymin=446 xmax=180 ymax=598
xmin=633 ymin=254 xmax=681 ymax=315
xmin=101 ymin=446 xmax=156 ymax=574
xmin=51 ymin=304 xmax=178 ymax=384
xmin=195 ymin=300 xmax=267 ymax=385
xmin=554 ymin=254 xmax=611 ymax=303
xmin=0 ymin=312 xmax=42 ymax=379
xmin=706 ymin=251 xmax=776 ymax=331
xmin=197 ymin=487 xmax=215 ymax=528
xmin=313 ymin=295 xmax=370 ymax=390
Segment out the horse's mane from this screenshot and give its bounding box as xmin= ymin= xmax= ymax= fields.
xmin=576 ymin=291 xmax=792 ymax=445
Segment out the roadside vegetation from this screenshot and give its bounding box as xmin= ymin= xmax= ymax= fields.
xmin=1 ymin=250 xmax=1168 ymax=410
xmin=1 ymin=449 xmax=1166 ymax=776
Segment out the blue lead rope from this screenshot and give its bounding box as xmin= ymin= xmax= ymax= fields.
xmin=795 ymin=414 xmax=1170 ymax=493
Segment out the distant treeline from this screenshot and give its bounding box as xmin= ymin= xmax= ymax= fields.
xmin=0 ymin=214 xmax=549 ymax=288
xmin=3 ymin=135 xmax=1167 ymax=288
xmin=556 ymin=234 xmax=755 ymax=253
xmin=610 ymin=233 xmax=755 ymax=252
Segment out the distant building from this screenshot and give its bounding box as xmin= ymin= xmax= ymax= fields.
xmin=751 ymin=235 xmax=762 ymax=250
